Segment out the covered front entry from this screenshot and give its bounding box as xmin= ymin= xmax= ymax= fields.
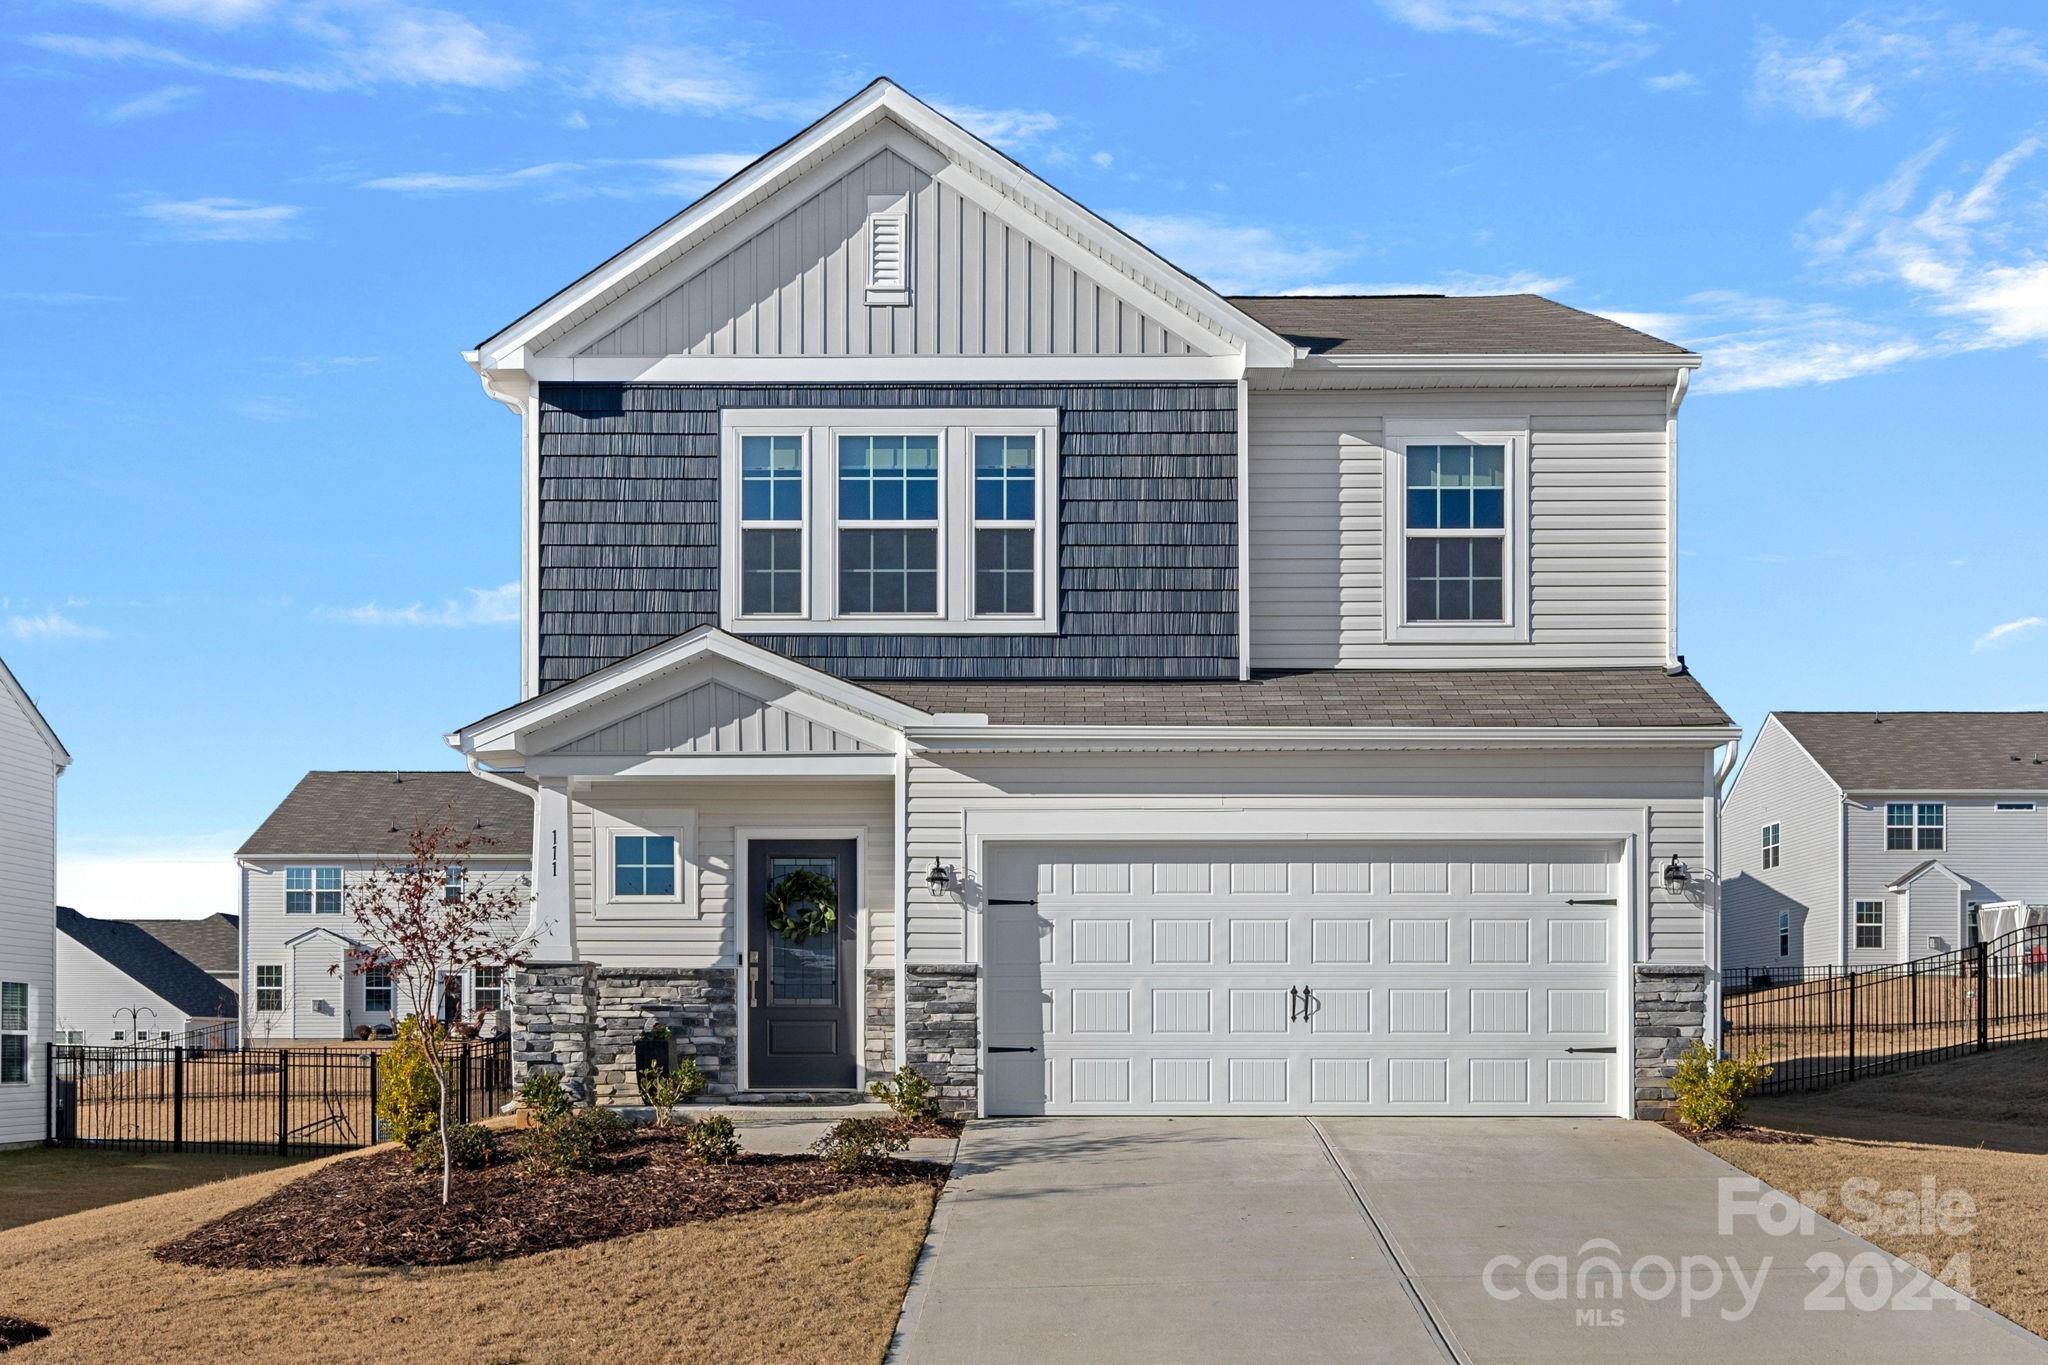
xmin=981 ymin=841 xmax=1627 ymax=1117
xmin=745 ymin=838 xmax=859 ymax=1089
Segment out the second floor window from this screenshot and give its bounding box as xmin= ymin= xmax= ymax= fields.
xmin=286 ymin=866 xmax=342 ymax=913
xmin=1885 ymin=802 xmax=1944 ymax=850
xmin=363 ymin=966 xmax=392 ymax=1013
xmin=1405 ymin=443 xmax=1507 ymax=624
xmin=839 ymin=435 xmax=940 ymax=614
xmin=1761 ymin=823 xmax=1781 ymax=869
xmin=255 ymin=964 xmax=283 ymax=1012
xmin=443 ymin=868 xmax=465 ymax=905
xmin=974 ymin=435 xmax=1038 ymax=615
xmin=1 ymin=982 xmax=26 ymax=1084
xmin=1855 ymin=901 xmax=1885 ymax=949
xmin=740 ymin=434 xmax=805 ymax=616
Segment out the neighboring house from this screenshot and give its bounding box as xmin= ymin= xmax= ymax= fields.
xmin=129 ymin=913 xmax=240 ymax=998
xmin=447 ymin=79 xmax=1738 ymax=1120
xmin=1723 ymin=711 xmax=2048 ymax=972
xmin=53 ymin=907 xmax=238 ymax=1045
xmin=235 ymin=771 xmax=532 ymax=1041
xmin=0 ymin=656 xmax=69 ymax=1147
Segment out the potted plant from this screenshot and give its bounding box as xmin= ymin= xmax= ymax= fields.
xmin=634 ymin=1023 xmax=673 ymax=1078
xmin=353 ymin=1024 xmax=373 ymax=1041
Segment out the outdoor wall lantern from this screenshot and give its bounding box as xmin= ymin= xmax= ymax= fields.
xmin=1661 ymin=855 xmax=1690 ymax=893
xmin=925 ymin=858 xmax=954 ymax=897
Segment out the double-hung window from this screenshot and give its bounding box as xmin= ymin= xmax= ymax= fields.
xmin=1 ymin=982 xmax=26 ymax=1084
xmin=1386 ymin=422 xmax=1526 ymax=642
xmin=255 ymin=964 xmax=283 ymax=1013
xmin=286 ymin=866 xmax=342 ymax=914
xmin=1761 ymin=823 xmax=1781 ymax=869
xmin=363 ymin=966 xmax=392 ymax=1014
xmin=1885 ymin=802 xmax=1944 ymax=850
xmin=838 ymin=434 xmax=940 ymax=615
xmin=473 ymin=967 xmax=504 ymax=1014
xmin=1855 ymin=901 xmax=1885 ymax=950
xmin=721 ymin=410 xmax=1057 ymax=633
xmin=1778 ymin=911 xmax=1791 ymax=957
xmin=442 ymin=867 xmax=465 ymax=905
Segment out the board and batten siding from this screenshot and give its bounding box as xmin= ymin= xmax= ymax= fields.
xmin=0 ymin=679 xmax=59 ymax=1145
xmin=1719 ymin=717 xmax=1846 ymax=970
xmin=239 ymin=861 xmax=529 ymax=1041
xmin=1845 ymin=796 xmax=2048 ymax=960
xmin=54 ymin=934 xmax=233 ymax=1045
xmin=569 ymin=779 xmax=896 ymax=972
xmin=1247 ymin=387 xmax=1670 ymax=668
xmin=570 ymin=142 xmax=1205 ymax=361
xmin=537 ymin=382 xmax=1237 ymax=689
xmin=904 ymin=747 xmax=1708 ymax=966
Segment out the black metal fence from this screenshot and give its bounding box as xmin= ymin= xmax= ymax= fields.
xmin=47 ymin=1037 xmax=512 ymax=1155
xmin=1723 ymin=925 xmax=2048 ymax=1094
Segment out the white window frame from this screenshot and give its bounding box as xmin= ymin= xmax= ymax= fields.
xmin=1382 ymin=418 xmax=1531 ymax=644
xmin=362 ymin=965 xmax=393 ymax=1015
xmin=719 ymin=408 xmax=1060 ymax=635
xmin=969 ymin=430 xmax=1046 ymax=619
xmin=285 ymin=865 xmax=343 ymax=914
xmin=735 ymin=432 xmax=810 ymax=620
xmin=1885 ymin=802 xmax=1944 ymax=851
xmin=472 ymin=966 xmax=505 ymax=1014
xmin=1778 ymin=911 xmax=1791 ymax=957
xmin=594 ymin=808 xmax=698 ymax=917
xmin=254 ymin=964 xmax=284 ymax=1013
xmin=1996 ymin=801 xmax=2036 ymax=812
xmin=1761 ymin=822 xmax=1781 ymax=870
xmin=0 ymin=981 xmax=27 ymax=1085
xmin=1854 ymin=900 xmax=1885 ymax=950
xmin=442 ymin=867 xmax=465 ymax=906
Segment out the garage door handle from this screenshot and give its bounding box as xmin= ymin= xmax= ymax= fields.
xmin=987 ymin=897 xmax=1038 ymax=906
xmin=1565 ymin=1046 xmax=1616 ymax=1054
xmin=988 ymin=1045 xmax=1038 ymax=1053
xmin=1289 ymin=986 xmax=1302 ymax=1021
xmin=1565 ymin=898 xmax=1618 ymax=906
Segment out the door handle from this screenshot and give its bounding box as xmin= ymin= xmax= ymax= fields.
xmin=1302 ymin=986 xmax=1321 ymax=1021
xmin=748 ymin=963 xmax=760 ymax=1007
xmin=1289 ymin=986 xmax=1302 ymax=1022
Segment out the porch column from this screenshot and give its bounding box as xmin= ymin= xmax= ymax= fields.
xmin=527 ymin=778 xmax=576 ymax=961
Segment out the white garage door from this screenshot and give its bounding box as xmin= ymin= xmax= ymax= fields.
xmin=982 ymin=842 xmax=1625 ymax=1116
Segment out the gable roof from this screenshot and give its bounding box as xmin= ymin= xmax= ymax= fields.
xmin=0 ymin=655 xmax=69 ymax=770
xmin=1230 ymin=294 xmax=1693 ymax=358
xmin=469 ymin=78 xmax=1296 ymax=373
xmin=238 ymin=771 xmax=534 ymax=859
xmin=56 ymin=907 xmax=238 ymax=1020
xmin=1889 ymin=860 xmax=1967 ymax=891
xmin=874 ymin=667 xmax=1731 ymax=729
xmin=1773 ymin=712 xmax=2048 ymax=791
xmin=129 ymin=914 xmax=238 ymax=977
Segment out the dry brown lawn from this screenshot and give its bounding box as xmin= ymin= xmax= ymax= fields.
xmin=0 ymin=1148 xmax=307 ymax=1231
xmin=1700 ymin=1041 xmax=2048 ymax=1338
xmin=1723 ymin=970 xmax=2048 ymax=1083
xmin=0 ymin=1148 xmax=937 ymax=1364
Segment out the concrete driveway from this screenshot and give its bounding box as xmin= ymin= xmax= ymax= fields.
xmin=891 ymin=1118 xmax=2046 ymax=1363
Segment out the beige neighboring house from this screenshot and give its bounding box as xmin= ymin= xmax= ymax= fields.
xmin=235 ymin=771 xmax=531 ymax=1042
xmin=0 ymin=656 xmax=70 ymax=1147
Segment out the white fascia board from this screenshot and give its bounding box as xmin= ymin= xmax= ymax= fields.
xmin=523 ymin=355 xmax=1246 ymax=384
xmin=1301 ymin=353 xmax=1702 ymax=371
xmin=283 ymin=926 xmax=363 ymax=949
xmin=240 ymin=853 xmax=528 ymax=864
xmin=0 ymin=656 xmax=70 ymax=769
xmin=1846 ymin=787 xmax=2048 ymax=797
xmin=527 ymin=754 xmax=899 ymax=779
xmin=1888 ymin=861 xmax=1968 ymax=891
xmin=908 ymin=724 xmax=1740 ymax=754
xmin=448 ymin=626 xmax=937 ymax=758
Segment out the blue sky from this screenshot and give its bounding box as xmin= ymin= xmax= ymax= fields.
xmin=6 ymin=0 xmax=2047 ymax=917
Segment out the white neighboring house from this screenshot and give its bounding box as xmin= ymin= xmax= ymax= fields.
xmin=236 ymin=771 xmax=532 ymax=1042
xmin=1722 ymin=711 xmax=2048 ymax=972
xmin=0 ymin=656 xmax=69 ymax=1147
xmin=53 ymin=907 xmax=239 ymax=1045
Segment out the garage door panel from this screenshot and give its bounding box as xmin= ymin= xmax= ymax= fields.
xmin=983 ymin=842 xmax=1624 ymax=1117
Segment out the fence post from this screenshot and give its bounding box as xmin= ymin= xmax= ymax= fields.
xmin=367 ymin=1048 xmax=379 ymax=1145
xmin=1977 ymin=940 xmax=1990 ymax=1052
xmin=172 ymin=1047 xmax=185 ymax=1153
xmin=1846 ymin=970 xmax=1857 ymax=1083
xmin=276 ymin=1049 xmax=290 ymax=1157
xmin=44 ymin=1043 xmax=54 ymax=1146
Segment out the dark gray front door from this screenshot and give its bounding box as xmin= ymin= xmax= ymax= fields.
xmin=746 ymin=840 xmax=857 ymax=1089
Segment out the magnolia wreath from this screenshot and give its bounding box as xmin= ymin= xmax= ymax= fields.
xmin=763 ymin=868 xmax=838 ymax=942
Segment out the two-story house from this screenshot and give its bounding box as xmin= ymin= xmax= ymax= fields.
xmin=0 ymin=656 xmax=69 ymax=1147
xmin=447 ymin=80 xmax=1737 ymax=1119
xmin=54 ymin=906 xmax=239 ymax=1046
xmin=1722 ymin=711 xmax=2048 ymax=972
xmin=236 ymin=771 xmax=531 ymax=1041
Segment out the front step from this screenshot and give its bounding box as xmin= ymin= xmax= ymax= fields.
xmin=724 ymin=1088 xmax=874 ymax=1105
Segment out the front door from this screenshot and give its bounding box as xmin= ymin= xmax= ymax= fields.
xmin=746 ymin=840 xmax=858 ymax=1089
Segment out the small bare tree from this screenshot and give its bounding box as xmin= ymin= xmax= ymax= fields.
xmin=347 ymin=821 xmax=530 ymax=1204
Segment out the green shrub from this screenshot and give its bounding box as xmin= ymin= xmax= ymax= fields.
xmin=1671 ymin=1040 xmax=1774 ymax=1131
xmin=683 ymin=1113 xmax=740 ymax=1164
xmin=517 ymin=1071 xmax=571 ymax=1127
xmin=868 ymin=1065 xmax=939 ymax=1123
xmin=639 ymin=1057 xmax=709 ymax=1125
xmin=811 ymin=1117 xmax=906 ymax=1174
xmin=522 ymin=1106 xmax=633 ymax=1175
xmin=671 ymin=1056 xmax=706 ymax=1101
xmin=377 ymin=1017 xmax=444 ymax=1149
xmin=415 ymin=1122 xmax=496 ymax=1173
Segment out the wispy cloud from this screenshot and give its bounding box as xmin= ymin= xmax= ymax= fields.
xmin=1108 ymin=212 xmax=1350 ymax=293
xmin=6 ymin=609 xmax=107 ymax=642
xmin=3 ymin=291 xmax=121 ymax=305
xmin=76 ymin=0 xmax=274 ymax=25
xmin=1285 ymin=269 xmax=1572 ymax=297
xmin=1973 ymin=615 xmax=2044 ymax=653
xmin=933 ymin=102 xmax=1060 ymax=148
xmin=1645 ymin=69 xmax=1695 ymax=91
xmin=135 ymin=195 xmax=300 ymax=241
xmin=588 ymin=46 xmax=819 ymax=120
xmin=320 ymin=583 xmax=519 ymax=628
xmin=227 ymin=394 xmax=308 ymax=421
xmin=361 ymin=161 xmax=580 ymax=194
xmin=1014 ymin=0 xmax=1170 ymax=71
xmin=287 ymin=355 xmax=380 ymax=376
xmin=1752 ymin=17 xmax=2048 ymax=127
xmin=1377 ymin=0 xmax=1656 ymax=68
xmin=103 ymin=82 xmax=199 ymax=121
xmin=1651 ymin=291 xmax=1930 ymax=394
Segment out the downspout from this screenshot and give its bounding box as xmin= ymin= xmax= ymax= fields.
xmin=1663 ymin=368 xmax=1689 ymax=673
xmin=460 ymin=749 xmax=549 ymax=951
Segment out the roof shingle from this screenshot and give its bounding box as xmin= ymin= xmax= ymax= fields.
xmin=129 ymin=913 xmax=239 ymax=977
xmin=57 ymin=907 xmax=239 ymax=1020
xmin=1775 ymin=712 xmax=2048 ymax=791
xmin=1229 ymin=293 xmax=1691 ymax=357
xmin=238 ymin=771 xmax=534 ymax=859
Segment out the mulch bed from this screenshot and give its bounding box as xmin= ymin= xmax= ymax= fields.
xmin=1663 ymin=1120 xmax=1816 ymax=1146
xmin=881 ymin=1114 xmax=964 ymax=1139
xmin=0 ymin=1317 xmax=51 ymax=1352
xmin=154 ymin=1129 xmax=946 ymax=1270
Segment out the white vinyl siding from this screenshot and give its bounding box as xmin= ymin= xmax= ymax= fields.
xmin=0 ymin=673 xmax=60 ymax=1145
xmin=565 ymin=135 xmax=1208 ymax=361
xmin=1719 ymin=717 xmax=1846 ymax=971
xmin=52 ymin=932 xmax=234 ymax=1046
xmin=1247 ymin=387 xmax=1670 ymax=668
xmin=905 ymin=747 xmax=1709 ymax=966
xmin=1845 ymin=796 xmax=2048 ymax=959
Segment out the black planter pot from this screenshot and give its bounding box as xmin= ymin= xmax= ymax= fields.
xmin=634 ymin=1036 xmax=673 ymax=1084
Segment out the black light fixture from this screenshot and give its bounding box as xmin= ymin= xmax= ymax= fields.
xmin=925 ymin=858 xmax=953 ymax=896
xmin=1661 ymin=854 xmax=1690 ymax=893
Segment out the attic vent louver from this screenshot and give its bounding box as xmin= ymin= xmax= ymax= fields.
xmin=865 ymin=193 xmax=910 ymax=306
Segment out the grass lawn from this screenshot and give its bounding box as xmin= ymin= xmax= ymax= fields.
xmin=0 ymin=1146 xmax=937 ymax=1364
xmin=0 ymin=1147 xmax=306 ymax=1231
xmin=1699 ymin=1041 xmax=2048 ymax=1338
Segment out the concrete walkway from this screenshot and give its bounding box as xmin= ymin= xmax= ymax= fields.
xmin=891 ymin=1118 xmax=2047 ymax=1364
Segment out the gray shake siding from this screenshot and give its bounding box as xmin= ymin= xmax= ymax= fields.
xmin=537 ymin=382 xmax=1238 ymax=688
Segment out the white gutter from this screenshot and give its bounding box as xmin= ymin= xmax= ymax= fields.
xmin=1298 ymin=353 xmax=1702 ymax=371
xmin=910 ymin=724 xmax=1740 ymax=753
xmin=1664 ymin=367 xmax=1690 ymax=672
